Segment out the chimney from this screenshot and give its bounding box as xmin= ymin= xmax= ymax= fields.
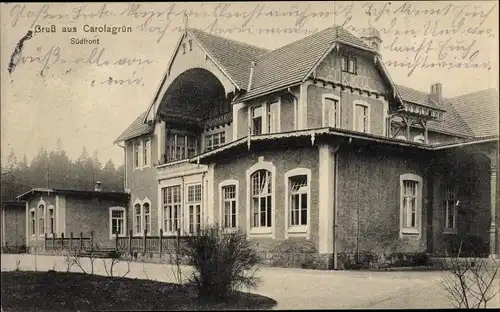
xmin=430 ymin=82 xmax=443 ymax=104
xmin=94 ymin=181 xmax=102 ymax=192
xmin=247 ymin=61 xmax=255 ymax=91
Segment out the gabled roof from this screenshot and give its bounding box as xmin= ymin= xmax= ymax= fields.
xmin=237 ymin=26 xmax=374 ymax=101
xmin=395 ymin=84 xmax=442 ymax=110
xmin=447 ymin=88 xmax=499 ymax=137
xmin=187 ymin=28 xmax=270 ymax=89
xmin=114 ymin=112 xmax=153 ymax=143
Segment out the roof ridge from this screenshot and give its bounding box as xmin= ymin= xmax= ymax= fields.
xmin=253 ymin=26 xmax=337 ymax=62
xmin=447 ymin=88 xmax=499 ymax=100
xmin=188 ymin=28 xmax=270 ymax=54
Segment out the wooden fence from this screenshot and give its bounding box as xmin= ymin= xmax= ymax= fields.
xmin=44 ymin=229 xmax=193 ymax=255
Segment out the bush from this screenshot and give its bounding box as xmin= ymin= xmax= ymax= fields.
xmin=180 ymin=224 xmax=262 ymax=302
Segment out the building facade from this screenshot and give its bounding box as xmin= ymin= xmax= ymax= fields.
xmin=114 ymin=26 xmax=499 ymax=269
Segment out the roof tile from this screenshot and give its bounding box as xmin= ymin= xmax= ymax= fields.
xmin=114 ymin=112 xmax=153 ymax=143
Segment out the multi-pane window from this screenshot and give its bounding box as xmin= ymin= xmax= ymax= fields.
xmin=166 ymin=133 xmax=197 ymax=163
xmin=222 ymin=185 xmax=237 ymax=228
xmin=38 ymin=204 xmax=45 ymax=235
xmin=354 ymin=104 xmax=369 ymax=133
xmin=134 ymin=142 xmax=140 ymax=168
xmin=48 ymin=207 xmax=55 ymax=234
xmin=289 ymin=176 xmax=308 ymax=226
xmin=30 ymin=210 xmax=35 ymax=235
xmin=341 ymin=55 xmax=357 ymax=74
xmin=252 ymin=105 xmax=263 ymax=135
xmin=187 ymin=184 xmax=202 ymax=234
xmin=444 ymin=186 xmax=458 ymax=229
xmin=134 ymin=203 xmax=142 ymax=234
xmin=323 ymin=97 xmax=339 ymax=127
xmin=205 ymin=132 xmax=226 ymax=151
xmin=143 ymin=203 xmax=151 ymax=234
xmin=143 ymin=139 xmax=150 ymax=166
xmin=267 ymin=101 xmax=278 ymax=133
xmin=111 ymin=209 xmax=125 ymax=236
xmin=163 ymin=185 xmax=182 ymax=233
xmin=402 ymin=180 xmax=418 ymax=228
xmin=251 ymin=170 xmax=272 ymax=228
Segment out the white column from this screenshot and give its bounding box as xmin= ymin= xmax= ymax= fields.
xmin=298 ymin=82 xmax=309 ymax=129
xmin=318 ymin=144 xmax=335 ymax=253
xmin=207 ymin=164 xmax=215 ymax=224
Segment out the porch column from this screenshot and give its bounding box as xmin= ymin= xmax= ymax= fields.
xmin=489 ymin=160 xmax=498 ymax=256
xmin=318 ymin=143 xmax=336 ymax=254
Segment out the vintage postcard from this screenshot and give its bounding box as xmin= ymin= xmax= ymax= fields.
xmin=1 ymin=1 xmax=499 ymax=310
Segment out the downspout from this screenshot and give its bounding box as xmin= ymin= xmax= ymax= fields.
xmin=118 ymin=142 xmax=127 ymax=191
xmin=286 ymin=87 xmax=298 ymax=130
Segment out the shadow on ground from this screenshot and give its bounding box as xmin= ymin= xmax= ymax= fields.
xmin=1 ymin=271 xmax=277 ymax=311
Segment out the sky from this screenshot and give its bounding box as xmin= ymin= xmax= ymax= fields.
xmin=1 ymin=1 xmax=498 ymax=166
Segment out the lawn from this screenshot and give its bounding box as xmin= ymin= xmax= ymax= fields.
xmin=1 ymin=271 xmax=277 ymax=311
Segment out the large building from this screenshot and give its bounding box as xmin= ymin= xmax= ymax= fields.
xmin=85 ymin=26 xmax=497 ymax=268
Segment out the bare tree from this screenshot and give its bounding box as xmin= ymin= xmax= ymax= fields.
xmin=436 ymin=241 xmax=499 ymax=309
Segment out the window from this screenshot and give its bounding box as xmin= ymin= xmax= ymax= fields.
xmin=444 ymin=186 xmax=458 ymax=230
xmin=354 ymin=103 xmax=369 ymax=133
xmin=163 ymin=185 xmax=182 ymax=233
xmin=143 ymin=139 xmax=150 ymax=167
xmin=188 ymin=39 xmax=193 ymax=51
xmin=182 ymin=42 xmax=186 ymax=54
xmin=221 ymin=183 xmax=237 ymax=229
xmin=341 ymin=55 xmax=357 ymax=74
xmin=322 ymin=95 xmax=339 ymax=127
xmin=109 ymin=207 xmax=126 ymax=239
xmin=289 ymin=176 xmax=308 ymax=226
xmin=251 ymin=170 xmax=272 ymax=228
xmin=399 ymin=173 xmax=422 ymax=237
xmin=166 ymin=133 xmax=197 ymax=163
xmin=252 ymin=105 xmax=263 ymax=135
xmin=186 ymin=184 xmax=202 ymax=234
xmin=48 ymin=206 xmax=55 ymax=234
xmin=134 ymin=142 xmax=140 ymax=168
xmin=143 ymin=202 xmax=151 ymax=234
xmin=38 ymin=204 xmax=45 ymax=236
xmin=205 ymin=132 xmax=226 ymax=151
xmin=30 ymin=209 xmax=35 ymax=236
xmin=267 ymin=100 xmax=278 ymax=133
xmin=134 ymin=202 xmax=142 ymax=234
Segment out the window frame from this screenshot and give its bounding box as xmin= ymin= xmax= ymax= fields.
xmin=186 ymin=183 xmax=202 ymax=235
xmin=284 ymin=168 xmax=312 ymax=239
xmin=143 ymin=199 xmax=151 ymax=236
xmin=322 ymin=94 xmax=341 ymax=128
xmin=47 ymin=205 xmax=55 ymax=237
xmin=143 ymin=139 xmax=151 ymax=168
xmin=219 ymin=179 xmax=239 ymax=232
xmin=353 ymin=101 xmax=371 ymax=133
xmin=443 ymin=185 xmax=458 ymax=234
xmin=162 ymin=185 xmax=182 ymax=235
xmin=133 ymin=199 xmax=143 ymax=236
xmin=205 ymin=131 xmax=226 ymax=151
xmin=109 ymin=206 xmax=126 ymax=240
xmin=248 ymin=98 xmax=281 ymax=136
xmin=133 ymin=141 xmax=141 ymax=169
xmin=37 ymin=199 xmax=46 ymax=238
xmin=246 ymin=161 xmax=276 ymax=237
xmin=165 ymin=132 xmax=197 ymax=163
xmin=29 ymin=207 xmax=36 ymax=237
xmin=399 ymin=173 xmax=423 ymax=238
xmin=341 ymin=54 xmax=357 ymax=74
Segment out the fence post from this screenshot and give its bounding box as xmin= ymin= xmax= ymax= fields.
xmin=143 ymin=229 xmax=147 ymax=254
xmin=79 ymin=232 xmax=83 ymax=251
xmin=115 ymin=231 xmax=119 ymax=251
xmin=52 ymin=233 xmax=56 ymax=249
xmin=61 ymin=232 xmax=65 ymax=250
xmin=44 ymin=233 xmax=47 ymax=251
xmin=159 ymin=229 xmax=163 ymax=258
xmin=69 ymin=232 xmax=73 ymax=251
xmin=128 ymin=229 xmax=132 ymax=255
xmin=90 ymin=231 xmax=94 ymax=251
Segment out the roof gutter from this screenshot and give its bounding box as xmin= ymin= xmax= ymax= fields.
xmin=117 ymin=142 xmax=127 ymax=192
